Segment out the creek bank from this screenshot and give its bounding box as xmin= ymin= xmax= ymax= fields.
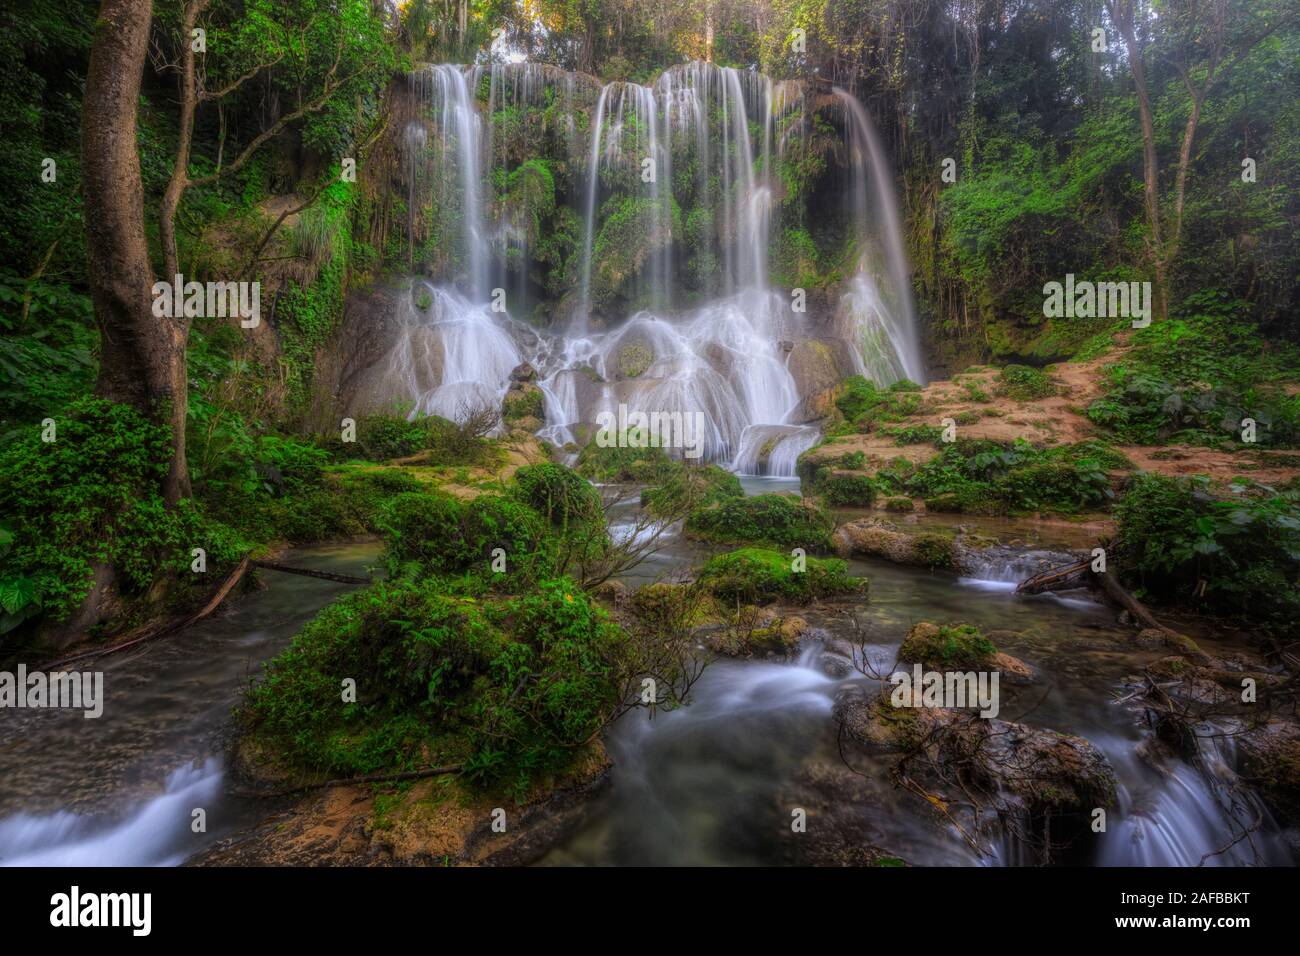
xmin=191 ymin=740 xmax=611 ymax=866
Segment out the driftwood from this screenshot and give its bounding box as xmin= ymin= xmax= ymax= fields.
xmin=1015 ymin=558 xmax=1090 ymax=595
xmin=39 ymin=557 xmax=252 ymax=670
xmin=1016 ymin=558 xmax=1183 ymax=639
xmin=251 ymin=559 xmax=369 ymax=585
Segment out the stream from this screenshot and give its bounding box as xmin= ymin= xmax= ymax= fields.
xmin=0 ymin=496 xmax=1294 ymax=867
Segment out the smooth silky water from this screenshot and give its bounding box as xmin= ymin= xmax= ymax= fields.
xmin=0 ymin=544 xmax=379 ymax=866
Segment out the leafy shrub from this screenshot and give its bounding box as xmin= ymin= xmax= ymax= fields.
xmin=1088 ymin=295 xmax=1300 ymax=448
xmin=0 ymin=398 xmax=246 ymax=627
xmin=246 ymin=575 xmax=629 ymax=791
xmin=817 ymin=472 xmax=877 ymax=506
xmin=1115 ymin=474 xmax=1300 ymax=628
xmin=641 ymin=463 xmax=743 ymax=515
xmin=513 ymin=463 xmax=603 ymax=527
xmin=376 ymin=491 xmax=552 ymax=587
xmin=575 ymin=440 xmax=677 ymax=483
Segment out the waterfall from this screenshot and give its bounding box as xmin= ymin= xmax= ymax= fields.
xmin=372 ymin=61 xmax=926 ymax=472
xmin=408 ymin=64 xmax=489 ymax=298
xmin=833 ymin=89 xmax=925 ymax=385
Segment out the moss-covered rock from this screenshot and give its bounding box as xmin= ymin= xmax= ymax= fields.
xmin=502 ymin=382 xmax=545 ymax=423
xmin=685 ymin=493 xmax=836 ymax=551
xmin=898 ymin=621 xmax=997 ymax=671
xmin=697 ymin=547 xmax=864 ymax=605
xmin=615 ymin=341 xmax=655 ymax=379
xmin=831 ymin=519 xmax=957 ymax=570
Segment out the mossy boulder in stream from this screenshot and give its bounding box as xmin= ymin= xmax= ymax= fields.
xmin=697 ymin=547 xmax=864 ymax=605
xmin=685 ymin=493 xmax=835 ymax=552
xmin=898 ymin=622 xmax=997 ymax=671
xmin=832 ymin=518 xmax=956 ymax=570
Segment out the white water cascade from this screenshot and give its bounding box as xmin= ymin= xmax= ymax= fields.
xmin=373 ymin=61 xmax=924 ymax=475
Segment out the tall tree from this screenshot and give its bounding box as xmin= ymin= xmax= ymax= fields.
xmin=82 ymin=0 xmax=193 ymax=506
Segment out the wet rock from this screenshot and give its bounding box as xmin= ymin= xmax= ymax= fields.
xmin=509 ymin=362 xmax=538 ymax=382
xmin=832 ymin=519 xmax=956 ymax=570
xmin=774 ymin=763 xmax=906 ymax=866
xmin=818 ymin=653 xmax=854 ymax=679
xmin=1237 ymin=720 xmax=1300 ymax=827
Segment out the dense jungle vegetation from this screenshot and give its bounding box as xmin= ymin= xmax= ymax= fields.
xmin=0 ymin=0 xmax=1298 ymax=796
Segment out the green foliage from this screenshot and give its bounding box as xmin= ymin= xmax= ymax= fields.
xmin=997 ymin=364 xmax=1056 ymax=400
xmin=641 ymin=463 xmax=744 ymax=516
xmin=685 ymin=493 xmax=835 ymax=551
xmin=871 ymin=439 xmax=1127 ymax=516
xmin=574 ymin=439 xmax=677 ymax=483
xmin=1088 ymin=294 xmax=1300 ymax=447
xmin=246 ymin=574 xmax=628 ymax=790
xmin=512 ymin=463 xmax=603 ymax=528
xmin=0 ymin=274 xmax=96 ymax=424
xmin=1115 ymin=473 xmax=1300 ymax=629
xmin=698 ymin=548 xmax=863 ymax=605
xmin=831 ymin=376 xmax=926 ymax=433
xmin=0 ymin=398 xmax=246 ymax=627
xmin=375 ymin=490 xmax=553 ymax=587
xmin=816 ymin=472 xmax=877 ymax=506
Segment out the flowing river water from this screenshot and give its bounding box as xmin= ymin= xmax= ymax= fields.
xmin=1 ymin=485 xmax=1293 ymax=867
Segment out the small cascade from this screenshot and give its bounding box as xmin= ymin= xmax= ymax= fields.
xmin=387 ymin=281 xmax=521 ymax=421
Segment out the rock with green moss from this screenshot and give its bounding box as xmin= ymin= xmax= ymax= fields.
xmin=685 ymin=493 xmax=836 ymax=551
xmin=502 ymin=382 xmax=545 ymax=423
xmin=898 ymin=621 xmax=998 ymax=671
xmin=615 ymin=341 xmax=655 ymax=379
xmin=831 ymin=519 xmax=956 ymax=570
xmin=697 ymin=547 xmax=864 ymax=605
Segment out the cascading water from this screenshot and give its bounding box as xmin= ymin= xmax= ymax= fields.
xmin=833 ymin=89 xmax=925 ymax=385
xmin=375 ymin=60 xmax=924 ymax=473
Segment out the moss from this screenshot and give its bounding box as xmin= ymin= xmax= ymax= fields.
xmin=912 ymin=532 xmax=957 ymax=570
xmin=698 ymin=548 xmax=864 ymax=605
xmin=898 ymin=622 xmax=997 ymax=670
xmin=997 ymin=364 xmax=1056 ymax=400
xmin=685 ymin=493 xmax=836 ymax=552
xmin=616 ymin=342 xmax=654 ymax=379
xmin=883 ymin=496 xmax=915 ymax=513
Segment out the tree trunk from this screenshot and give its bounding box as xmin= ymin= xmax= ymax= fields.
xmin=83 ymin=0 xmax=192 ymax=506
xmin=1110 ymin=1 xmax=1169 ymax=322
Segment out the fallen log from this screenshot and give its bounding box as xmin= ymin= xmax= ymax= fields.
xmin=1015 ymin=558 xmax=1186 ymax=641
xmin=1015 ymin=558 xmax=1090 ymax=595
xmin=40 ymin=557 xmax=252 ymax=670
xmin=251 ymin=559 xmax=369 ymax=585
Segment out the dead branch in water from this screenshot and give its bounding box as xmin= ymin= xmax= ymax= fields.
xmin=251 ymin=559 xmax=369 ymax=585
xmin=1016 ymin=558 xmax=1183 ymax=639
